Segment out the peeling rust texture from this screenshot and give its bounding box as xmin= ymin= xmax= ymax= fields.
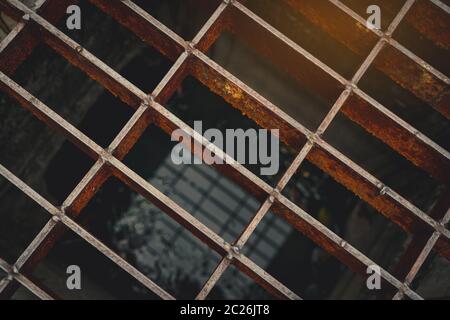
xmin=342 ymin=93 xmax=450 ymax=182
xmin=0 ymin=0 xmax=448 ymax=300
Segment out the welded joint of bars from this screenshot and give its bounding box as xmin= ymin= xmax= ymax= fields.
xmin=224 ymin=242 xmax=241 ymax=261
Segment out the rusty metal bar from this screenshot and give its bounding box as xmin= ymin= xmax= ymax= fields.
xmin=86 ymin=0 xmax=450 ymax=183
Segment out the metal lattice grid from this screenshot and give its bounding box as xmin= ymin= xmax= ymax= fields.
xmin=0 ymin=0 xmax=448 ymax=300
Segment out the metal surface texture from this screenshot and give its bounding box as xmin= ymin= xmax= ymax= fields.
xmin=0 ymin=0 xmax=448 ymax=300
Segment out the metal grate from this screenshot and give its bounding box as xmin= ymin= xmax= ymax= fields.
xmin=0 ymin=0 xmax=449 ymax=300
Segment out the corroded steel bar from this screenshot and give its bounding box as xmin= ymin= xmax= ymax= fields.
xmin=393 ymin=209 xmax=450 ymax=300
xmin=196 ymin=258 xmax=231 ymax=300
xmin=191 ymin=0 xmax=230 ymax=52
xmin=272 ymin=194 xmax=423 ymax=300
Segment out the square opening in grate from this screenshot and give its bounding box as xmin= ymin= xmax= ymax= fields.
xmin=0 ymin=92 xmax=96 ymax=205
xmin=58 ymin=0 xmax=174 ymax=94
xmin=133 ymin=0 xmax=222 ymax=40
xmin=0 ymin=174 xmax=50 ymax=264
xmin=164 ymin=76 xmax=298 ymax=187
xmin=122 ymin=124 xmax=265 ymax=245
xmin=29 ymin=224 xmax=166 ymax=300
xmin=280 ymin=159 xmax=411 ymax=274
xmin=392 ymin=1 xmax=450 ymax=77
xmin=73 ymin=175 xmax=223 ymax=299
xmin=323 ymin=112 xmax=446 ymax=213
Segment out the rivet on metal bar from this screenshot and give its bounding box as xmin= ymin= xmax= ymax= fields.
xmin=223 ymin=0 xmax=235 ymax=5
xmin=379 ymin=186 xmax=390 ymax=196
xmin=184 ymin=42 xmax=196 ymax=55
xmin=22 ymin=14 xmax=30 ymax=21
xmin=340 ymin=240 xmax=347 ymax=248
xmin=268 ymin=188 xmax=280 ymax=204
